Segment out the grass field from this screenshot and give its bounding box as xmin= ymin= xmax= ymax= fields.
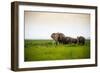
xmin=24 ymin=40 xmax=90 ymax=61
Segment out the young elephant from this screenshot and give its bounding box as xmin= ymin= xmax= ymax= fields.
xmin=77 ymin=36 xmax=85 ymax=45
xmin=51 ymin=32 xmax=65 ymax=45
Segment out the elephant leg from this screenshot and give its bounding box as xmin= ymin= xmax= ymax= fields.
xmin=55 ymin=41 xmax=59 ymax=45
xmin=82 ymin=41 xmax=85 ymax=45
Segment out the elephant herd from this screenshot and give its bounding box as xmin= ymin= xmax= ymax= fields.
xmin=51 ymin=32 xmax=85 ymax=45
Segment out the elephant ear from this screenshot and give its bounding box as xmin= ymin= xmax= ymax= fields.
xmin=60 ymin=33 xmax=65 ymax=37
xmin=54 ymin=33 xmax=60 ymax=41
xmin=58 ymin=33 xmax=65 ymax=40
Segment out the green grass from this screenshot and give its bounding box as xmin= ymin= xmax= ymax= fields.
xmin=24 ymin=40 xmax=90 ymax=61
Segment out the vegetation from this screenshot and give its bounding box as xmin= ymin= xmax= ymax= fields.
xmin=24 ymin=40 xmax=90 ymax=61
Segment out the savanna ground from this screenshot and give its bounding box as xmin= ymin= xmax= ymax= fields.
xmin=24 ymin=40 xmax=90 ymax=61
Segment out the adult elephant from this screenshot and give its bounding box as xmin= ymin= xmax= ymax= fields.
xmin=61 ymin=37 xmax=72 ymax=44
xmin=62 ymin=37 xmax=77 ymax=44
xmin=51 ymin=32 xmax=65 ymax=45
xmin=71 ymin=38 xmax=77 ymax=44
xmin=77 ymin=36 xmax=85 ymax=45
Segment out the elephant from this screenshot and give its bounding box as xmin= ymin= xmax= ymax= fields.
xmin=51 ymin=32 xmax=65 ymax=45
xmin=77 ymin=36 xmax=85 ymax=45
xmin=71 ymin=38 xmax=77 ymax=44
xmin=61 ymin=37 xmax=72 ymax=44
xmin=61 ymin=37 xmax=77 ymax=44
xmin=51 ymin=33 xmax=85 ymax=45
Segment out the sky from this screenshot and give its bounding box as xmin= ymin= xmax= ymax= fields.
xmin=25 ymin=11 xmax=90 ymax=40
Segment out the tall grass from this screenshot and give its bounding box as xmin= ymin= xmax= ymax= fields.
xmin=24 ymin=40 xmax=90 ymax=61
